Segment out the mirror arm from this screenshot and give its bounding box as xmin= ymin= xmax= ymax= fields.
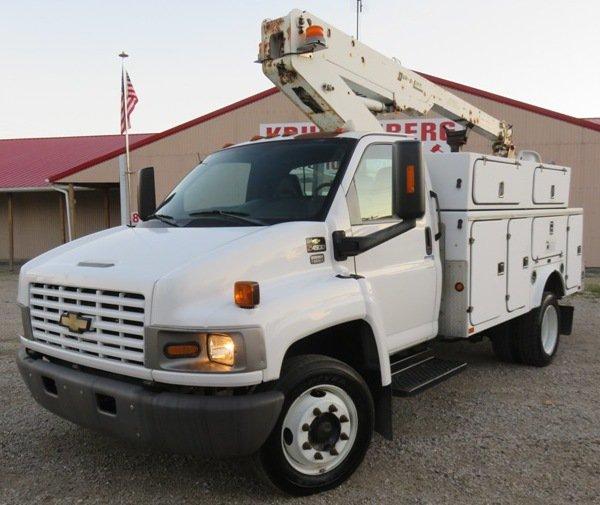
xmin=332 ymin=219 xmax=417 ymax=261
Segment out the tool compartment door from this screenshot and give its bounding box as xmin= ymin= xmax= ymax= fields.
xmin=532 ymin=216 xmax=568 ymax=261
xmin=533 ymin=166 xmax=569 ymax=204
xmin=469 ymin=220 xmax=507 ymax=325
xmin=566 ymin=214 xmax=583 ymax=289
xmin=472 ymin=158 xmax=522 ymax=205
xmin=506 ymin=218 xmax=531 ymax=311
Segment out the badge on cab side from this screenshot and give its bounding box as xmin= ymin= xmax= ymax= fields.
xmin=306 ymin=237 xmax=326 ymax=253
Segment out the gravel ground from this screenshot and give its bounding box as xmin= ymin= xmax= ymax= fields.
xmin=1 ymin=267 xmax=599 ymax=504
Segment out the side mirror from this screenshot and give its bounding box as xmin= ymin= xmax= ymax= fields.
xmin=393 ymin=141 xmax=425 ymax=220
xmin=138 ymin=166 xmax=156 ymax=221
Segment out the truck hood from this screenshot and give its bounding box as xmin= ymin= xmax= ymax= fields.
xmin=18 ymin=225 xmax=262 ymax=303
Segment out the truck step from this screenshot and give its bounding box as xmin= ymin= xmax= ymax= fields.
xmin=391 ymin=354 xmax=467 ymax=397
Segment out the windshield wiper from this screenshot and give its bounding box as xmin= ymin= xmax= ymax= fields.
xmin=188 ymin=210 xmax=265 ymax=226
xmin=146 ymin=213 xmax=180 ymax=227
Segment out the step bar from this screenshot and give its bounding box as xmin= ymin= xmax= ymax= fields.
xmin=390 ymin=348 xmax=467 ymax=397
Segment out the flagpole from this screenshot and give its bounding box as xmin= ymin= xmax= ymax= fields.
xmin=119 ymin=51 xmax=132 ymax=226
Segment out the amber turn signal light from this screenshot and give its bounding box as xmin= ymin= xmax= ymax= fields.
xmin=406 ymin=164 xmax=416 ymax=194
xmin=164 ymin=342 xmax=200 ymax=359
xmin=234 ymin=281 xmax=260 ymax=309
xmin=454 ymin=282 xmax=465 ymax=292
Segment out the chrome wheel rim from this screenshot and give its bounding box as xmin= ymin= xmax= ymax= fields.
xmin=280 ymin=384 xmax=358 ymax=476
xmin=541 ymin=304 xmax=559 ymax=355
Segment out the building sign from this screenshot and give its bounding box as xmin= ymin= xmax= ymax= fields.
xmin=260 ymin=118 xmax=465 ymax=153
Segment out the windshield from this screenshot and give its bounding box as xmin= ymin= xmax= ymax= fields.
xmin=148 ymin=138 xmax=357 ymax=227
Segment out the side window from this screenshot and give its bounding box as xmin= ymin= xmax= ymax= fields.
xmin=289 ymin=166 xmax=314 ymax=195
xmin=289 ymin=162 xmax=340 ymax=197
xmin=349 ymin=144 xmax=394 ymax=224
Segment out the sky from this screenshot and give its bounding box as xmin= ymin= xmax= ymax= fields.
xmin=1 ymin=0 xmax=599 ymax=139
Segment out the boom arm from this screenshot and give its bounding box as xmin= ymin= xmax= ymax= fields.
xmin=259 ymin=9 xmax=514 ymax=157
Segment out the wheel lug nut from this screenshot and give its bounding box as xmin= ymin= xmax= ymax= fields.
xmin=340 ymin=432 xmax=349 ymax=441
xmin=314 ymin=452 xmax=323 ymax=460
xmin=302 ymin=423 xmax=310 ymax=432
xmin=330 ymin=447 xmax=339 ymax=456
xmin=313 ymin=408 xmax=321 ymax=416
xmin=328 ymin=404 xmax=338 ymax=413
xmin=339 ymin=415 xmax=349 ymax=423
xmin=302 ymin=442 xmax=311 ymax=450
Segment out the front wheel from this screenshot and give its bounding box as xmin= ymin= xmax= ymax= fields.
xmin=255 ymin=355 xmax=374 ymax=496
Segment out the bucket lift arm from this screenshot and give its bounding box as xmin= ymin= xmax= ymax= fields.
xmin=258 ymin=9 xmax=514 ymax=157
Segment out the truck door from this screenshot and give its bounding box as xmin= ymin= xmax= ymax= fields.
xmin=347 ymin=143 xmax=437 ymax=350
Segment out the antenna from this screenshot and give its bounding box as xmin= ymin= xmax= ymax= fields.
xmin=356 ymin=0 xmax=363 ymax=39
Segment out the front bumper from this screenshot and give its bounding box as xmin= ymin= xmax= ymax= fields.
xmin=17 ymin=349 xmax=284 ymax=458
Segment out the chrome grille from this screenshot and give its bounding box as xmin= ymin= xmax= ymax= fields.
xmin=29 ymin=283 xmax=145 ymax=366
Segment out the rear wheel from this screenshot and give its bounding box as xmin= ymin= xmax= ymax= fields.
xmin=255 ymin=355 xmax=374 ymax=496
xmin=516 ymin=291 xmax=561 ymax=367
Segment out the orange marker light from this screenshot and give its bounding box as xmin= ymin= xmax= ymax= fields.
xmin=406 ymin=164 xmax=416 ymax=194
xmin=454 ymin=282 xmax=464 ymax=292
xmin=305 ymin=25 xmax=325 ymax=39
xmin=164 ymin=342 xmax=200 ymax=359
xmin=234 ymin=281 xmax=260 ymax=309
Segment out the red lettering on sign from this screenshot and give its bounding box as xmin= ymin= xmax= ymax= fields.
xmin=421 ymin=122 xmax=437 ymax=141
xmin=266 ymin=127 xmax=281 ymax=136
xmin=439 ymin=121 xmax=455 ymax=141
xmin=430 ymin=144 xmax=442 ymax=153
xmin=385 ymin=123 xmax=401 ymax=133
xmin=405 ymin=123 xmax=417 ymax=135
xmin=283 ymin=126 xmax=298 ymax=135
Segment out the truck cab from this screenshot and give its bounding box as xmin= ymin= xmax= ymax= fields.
xmin=16 ymin=132 xmax=447 ymax=492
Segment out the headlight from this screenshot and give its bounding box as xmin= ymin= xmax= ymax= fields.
xmin=146 ymin=327 xmax=266 ymax=373
xmin=207 ymin=333 xmax=236 ymax=366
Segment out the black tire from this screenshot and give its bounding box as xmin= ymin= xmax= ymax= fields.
xmin=516 ymin=291 xmax=561 ymax=367
xmin=254 ymin=354 xmax=374 ymax=496
xmin=489 ymin=320 xmax=521 ymax=363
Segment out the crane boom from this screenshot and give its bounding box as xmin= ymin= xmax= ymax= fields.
xmin=259 ymin=9 xmax=514 ymax=157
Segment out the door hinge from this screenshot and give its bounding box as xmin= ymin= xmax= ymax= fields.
xmin=466 ymin=306 xmax=473 ymax=313
xmin=469 ymin=237 xmax=475 ymax=245
xmin=505 ymin=294 xmax=510 ymax=301
xmin=507 ymin=233 xmax=511 ymax=239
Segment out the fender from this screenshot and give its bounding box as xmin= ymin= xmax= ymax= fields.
xmin=261 ymin=274 xmax=391 ymax=386
xmin=530 ymin=264 xmax=566 ymax=308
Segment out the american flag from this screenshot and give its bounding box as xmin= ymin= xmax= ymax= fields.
xmin=120 ymin=71 xmax=138 ymax=134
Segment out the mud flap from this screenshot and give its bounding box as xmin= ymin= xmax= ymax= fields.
xmin=559 ymin=305 xmax=574 ymax=335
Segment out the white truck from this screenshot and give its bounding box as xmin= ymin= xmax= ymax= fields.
xmin=17 ymin=9 xmax=583 ymax=496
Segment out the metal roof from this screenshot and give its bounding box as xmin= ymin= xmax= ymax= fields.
xmin=4 ymin=74 xmax=598 ymax=189
xmin=0 ymin=133 xmax=152 ymax=190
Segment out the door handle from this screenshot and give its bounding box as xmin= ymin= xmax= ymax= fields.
xmin=425 ymin=227 xmax=433 ymax=256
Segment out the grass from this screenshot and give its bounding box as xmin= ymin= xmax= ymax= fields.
xmin=585 ymin=282 xmax=600 ymax=298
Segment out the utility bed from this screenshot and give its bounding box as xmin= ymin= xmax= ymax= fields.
xmin=426 ymin=153 xmax=583 ymax=338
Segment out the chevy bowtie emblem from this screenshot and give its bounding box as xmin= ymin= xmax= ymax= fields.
xmin=59 ymin=312 xmax=92 ymax=333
